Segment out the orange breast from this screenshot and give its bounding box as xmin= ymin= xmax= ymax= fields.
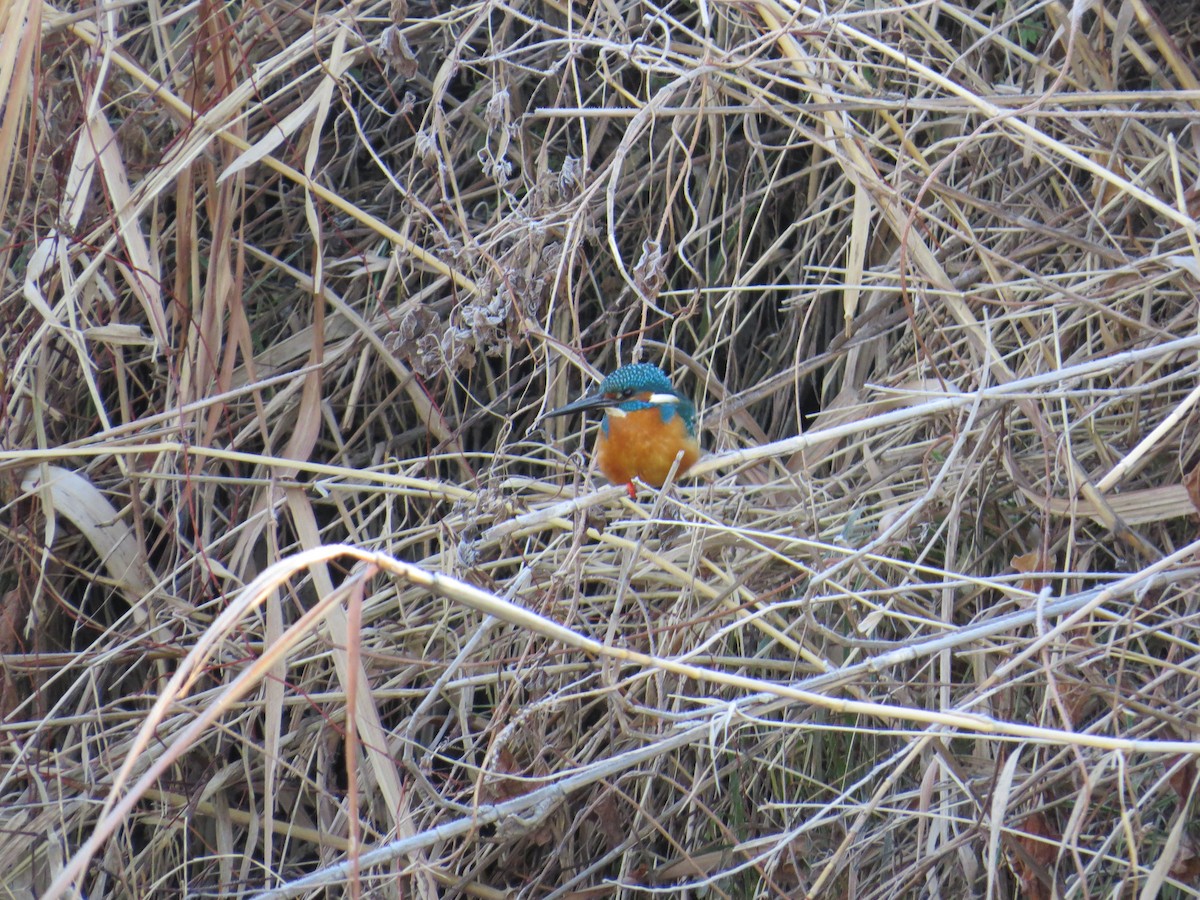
xmin=595 ymin=406 xmax=700 ymax=487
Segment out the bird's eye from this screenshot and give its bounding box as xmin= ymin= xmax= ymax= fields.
xmin=621 ymin=388 xmax=636 ymax=398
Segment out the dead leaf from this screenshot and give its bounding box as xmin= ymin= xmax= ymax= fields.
xmin=1167 ymin=756 xmax=1196 ymax=801
xmin=20 ymin=465 xmax=155 ymax=612
xmin=1012 ymin=813 xmax=1058 ymax=900
xmin=1185 ymin=462 xmax=1200 ymax=515
xmin=1011 ymin=550 xmax=1051 ymax=593
xmin=1170 ymin=833 xmax=1200 ymax=883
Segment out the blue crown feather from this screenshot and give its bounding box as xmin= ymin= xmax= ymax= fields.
xmin=598 ymin=364 xmax=696 ymax=437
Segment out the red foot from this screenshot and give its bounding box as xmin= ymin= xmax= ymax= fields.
xmin=625 ymin=481 xmax=637 ymax=499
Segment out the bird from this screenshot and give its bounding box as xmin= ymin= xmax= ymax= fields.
xmin=542 ymin=363 xmax=700 ymax=497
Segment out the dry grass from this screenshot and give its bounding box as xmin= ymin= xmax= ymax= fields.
xmin=3 ymin=0 xmax=1200 ymax=897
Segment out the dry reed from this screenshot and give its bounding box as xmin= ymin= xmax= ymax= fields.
xmin=2 ymin=0 xmax=1200 ymax=897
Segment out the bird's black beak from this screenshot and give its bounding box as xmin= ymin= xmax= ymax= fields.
xmin=540 ymin=391 xmax=617 ymax=421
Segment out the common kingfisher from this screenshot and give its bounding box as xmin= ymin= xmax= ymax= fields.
xmin=543 ymin=363 xmax=700 ymax=497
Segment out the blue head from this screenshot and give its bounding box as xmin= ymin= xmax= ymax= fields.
xmin=543 ymin=363 xmax=696 ymax=437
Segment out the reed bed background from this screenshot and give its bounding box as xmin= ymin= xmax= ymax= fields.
xmin=2 ymin=0 xmax=1200 ymax=896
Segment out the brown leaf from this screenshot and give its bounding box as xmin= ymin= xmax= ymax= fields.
xmin=1012 ymin=813 xmax=1059 ymax=900
xmin=381 ymin=26 xmax=418 ymax=78
xmin=1016 ymin=813 xmax=1058 ymax=866
xmin=1184 ymin=462 xmax=1200 ymax=515
xmin=593 ymin=791 xmax=624 ymax=848
xmin=1167 ymin=756 xmax=1196 ymax=801
xmin=1057 ymin=677 xmax=1096 ymax=728
xmin=0 ymin=588 xmax=28 ymax=719
xmin=1170 ymin=833 xmax=1200 ymax=883
xmin=632 ymin=239 xmax=665 ymax=300
xmin=486 ymin=746 xmax=525 ymax=803
xmin=1011 ymin=550 xmax=1051 ymax=593
xmin=1092 ymin=151 xmax=1129 ymax=207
